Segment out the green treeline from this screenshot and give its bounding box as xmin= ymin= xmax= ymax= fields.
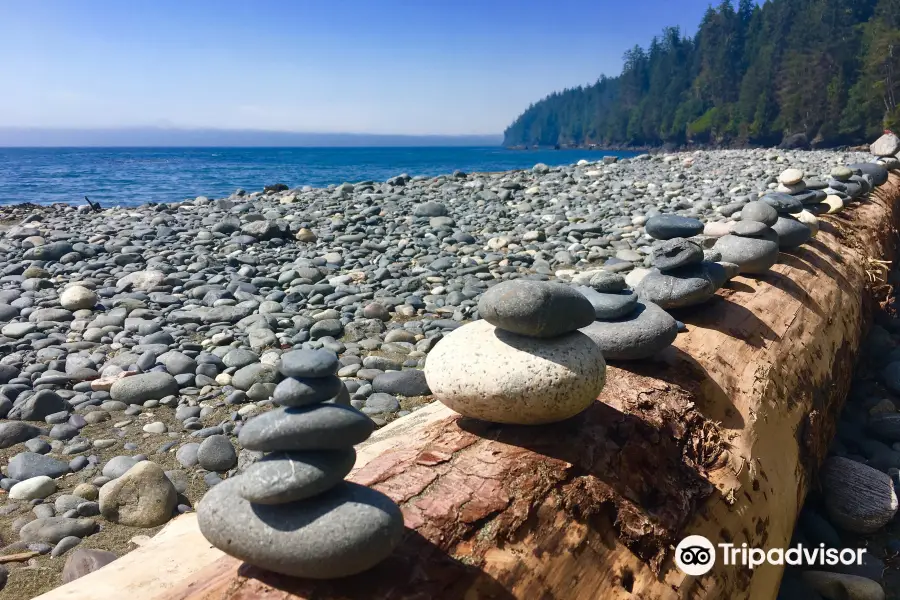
xmin=503 ymin=0 xmax=900 ymax=149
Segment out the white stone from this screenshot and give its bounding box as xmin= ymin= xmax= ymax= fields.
xmin=116 ymin=270 xmax=166 ymax=292
xmin=824 ymin=195 xmax=844 ymax=214
xmin=424 ymin=320 xmax=606 ymax=425
xmin=703 ymin=222 xmax=733 ymax=238
xmin=142 ymin=421 xmax=167 ymax=434
xmin=625 ymin=267 xmax=656 ymax=289
xmin=871 ymin=133 xmax=900 ymax=157
xmin=59 ymin=285 xmax=98 ymax=311
xmin=778 ymin=168 xmax=804 ymax=186
xmin=10 ymin=476 xmax=57 ymax=500
xmin=796 ymin=210 xmax=819 ymax=237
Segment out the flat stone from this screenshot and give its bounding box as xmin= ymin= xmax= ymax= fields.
xmin=198 ymin=479 xmax=404 ymax=579
xmin=778 ymin=168 xmax=804 ymax=185
xmin=231 ymin=363 xmax=279 ymax=391
xmin=712 ymin=234 xmax=779 ymax=274
xmin=761 ymin=192 xmax=803 ymax=214
xmin=586 ymin=272 xmax=627 ymax=292
xmin=110 ymin=373 xmax=179 ymax=404
xmin=9 ymin=476 xmax=56 ymax=501
xmin=771 ymin=216 xmax=812 ymax=250
xmin=649 ymin=239 xmax=703 ymax=271
xmin=635 ymin=263 xmax=725 ymax=309
xmin=62 ymin=548 xmax=118 ymax=583
xmin=821 ymin=456 xmax=897 ymax=533
xmin=197 ymin=435 xmax=237 ymax=472
xmin=101 ymin=456 xmax=141 ymax=480
xmin=644 ymin=215 xmax=703 ymax=240
xmin=424 ymin=320 xmax=606 ymax=425
xmin=238 ymin=405 xmax=375 ymax=451
xmin=371 ymin=370 xmax=431 ymax=397
xmin=51 ymin=535 xmax=82 ymax=557
xmin=740 ymin=200 xmax=779 ymax=226
xmin=573 ymin=286 xmax=639 ymax=320
xmin=579 ymin=301 xmax=678 ymax=361
xmin=477 ymin=280 xmax=595 ymax=338
xmin=238 ymin=448 xmax=356 ymax=504
xmin=99 ymin=461 xmax=177 ymax=528
xmin=848 ymin=163 xmax=889 ymax=187
xmin=19 ymin=517 xmax=96 ymax=544
xmin=272 ymin=376 xmax=343 ymax=407
xmin=0 ymin=422 xmax=44 ymax=449
xmin=8 ymin=452 xmax=70 ymax=480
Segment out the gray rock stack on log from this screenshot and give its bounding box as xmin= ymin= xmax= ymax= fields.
xmin=425 ymin=279 xmax=606 ymax=425
xmin=197 ymin=349 xmax=404 ymax=579
xmin=576 ymin=273 xmax=679 ymax=361
xmin=629 ymin=214 xmax=731 ymax=310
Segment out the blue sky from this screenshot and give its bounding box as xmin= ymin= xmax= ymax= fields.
xmin=0 ymin=1 xmax=739 ymax=135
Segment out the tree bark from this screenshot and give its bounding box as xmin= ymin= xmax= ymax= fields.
xmin=37 ymin=175 xmax=900 ymax=600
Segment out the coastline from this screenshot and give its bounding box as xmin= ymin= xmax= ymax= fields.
xmin=0 ymin=147 xmax=883 ymax=599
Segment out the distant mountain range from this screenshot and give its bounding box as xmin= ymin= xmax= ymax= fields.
xmin=0 ymin=127 xmax=503 ymax=147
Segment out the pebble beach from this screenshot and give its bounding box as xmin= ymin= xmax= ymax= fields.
xmin=0 ymin=147 xmax=888 ymax=598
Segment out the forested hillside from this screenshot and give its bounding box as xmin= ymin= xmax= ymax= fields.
xmin=503 ymin=0 xmax=900 ymax=149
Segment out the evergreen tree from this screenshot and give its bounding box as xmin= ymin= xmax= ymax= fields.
xmin=502 ymin=0 xmax=897 ymax=148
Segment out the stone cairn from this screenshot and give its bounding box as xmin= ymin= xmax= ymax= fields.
xmin=197 ymin=349 xmax=404 ymax=579
xmin=425 ymin=279 xmax=607 ymax=425
xmin=575 ymin=271 xmax=679 ymax=361
xmin=634 ymin=214 xmax=730 ymax=309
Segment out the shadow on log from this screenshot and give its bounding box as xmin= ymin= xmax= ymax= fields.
xmin=34 ymin=175 xmax=900 ymax=600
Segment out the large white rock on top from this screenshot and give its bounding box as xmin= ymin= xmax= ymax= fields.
xmin=424 ymin=319 xmax=606 ymax=425
xmin=871 ymin=132 xmax=900 ymax=157
xmin=59 ymin=285 xmax=98 ymax=311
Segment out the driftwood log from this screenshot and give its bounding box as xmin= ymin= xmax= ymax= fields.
xmin=35 ymin=175 xmax=900 ymax=600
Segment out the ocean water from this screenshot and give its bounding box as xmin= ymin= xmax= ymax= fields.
xmin=0 ymin=146 xmax=639 ymax=207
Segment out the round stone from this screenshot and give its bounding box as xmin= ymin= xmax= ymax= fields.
xmin=649 ymin=239 xmax=703 ymax=271
xmin=831 ymin=166 xmax=853 ymax=181
xmin=796 ymin=210 xmax=819 ymax=237
xmin=238 ymin=405 xmax=374 ymax=452
xmin=59 ymin=286 xmax=98 ymax=311
xmin=198 ymin=479 xmax=404 ymax=579
xmin=760 ymin=192 xmax=803 ymax=214
xmin=871 ymin=132 xmax=900 ymax=157
xmin=98 ymin=461 xmax=177 ymax=528
xmin=730 ymin=220 xmax=771 ymax=238
xmin=277 ymin=349 xmax=339 ymax=378
xmin=573 ymin=286 xmax=638 ymax=320
xmin=823 ymin=195 xmax=844 ymax=214
xmin=19 ymin=517 xmax=96 ymax=545
xmin=423 ymin=320 xmax=606 ymax=425
xmin=821 ymin=456 xmax=897 ymax=533
xmin=110 ymin=373 xmax=179 ymax=405
xmin=578 ymin=301 xmax=678 ymax=361
xmin=238 ymin=448 xmax=356 ymax=504
xmin=477 ymin=280 xmax=595 ymax=339
xmin=740 ymin=201 xmax=779 ymax=226
xmin=587 ymin=272 xmax=627 ymax=292
xmin=635 ymin=263 xmax=724 ymax=309
xmin=712 ymin=234 xmax=779 ymax=274
xmin=771 ymin=216 xmax=812 ymax=250
xmin=848 ymin=162 xmax=889 ymax=186
xmin=272 ymin=376 xmax=343 ymax=407
xmin=644 ymin=215 xmax=704 ymax=240
xmin=371 ymin=370 xmax=431 ymax=397
xmin=9 ymin=476 xmax=56 ymax=501
xmin=778 ymin=168 xmax=804 ymax=185
xmin=197 ymin=435 xmax=237 ymax=472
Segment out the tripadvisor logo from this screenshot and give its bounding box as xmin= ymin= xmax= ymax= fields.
xmin=675 ymin=535 xmax=867 ymax=576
